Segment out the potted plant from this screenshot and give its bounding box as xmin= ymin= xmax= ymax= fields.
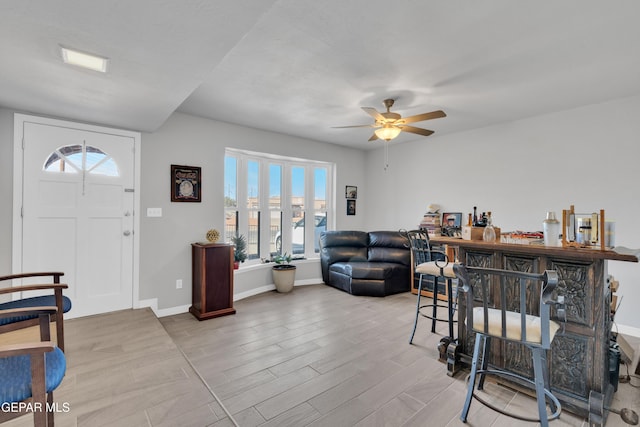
xmin=231 ymin=233 xmax=247 ymax=269
xmin=272 ymin=252 xmax=296 ymax=293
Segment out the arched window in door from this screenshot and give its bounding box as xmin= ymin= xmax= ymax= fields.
xmin=43 ymin=144 xmax=119 ymax=176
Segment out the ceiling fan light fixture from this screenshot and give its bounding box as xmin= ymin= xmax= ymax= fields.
xmin=375 ymin=125 xmax=402 ymax=141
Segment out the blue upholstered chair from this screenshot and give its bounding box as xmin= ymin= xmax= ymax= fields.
xmin=0 ymin=272 xmax=71 ymax=352
xmin=0 ymin=306 xmax=67 ymax=427
xmin=405 ymin=229 xmax=458 ymax=344
xmin=453 ymin=264 xmax=563 ymax=427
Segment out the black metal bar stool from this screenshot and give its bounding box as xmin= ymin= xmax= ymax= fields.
xmin=453 ymin=264 xmax=564 ymax=427
xmin=405 ymin=229 xmax=458 ymax=344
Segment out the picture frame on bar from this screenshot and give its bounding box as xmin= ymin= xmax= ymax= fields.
xmin=441 ymin=212 xmax=463 ymax=237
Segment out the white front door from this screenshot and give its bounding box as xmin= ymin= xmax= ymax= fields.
xmin=15 ymin=115 xmax=139 ymax=318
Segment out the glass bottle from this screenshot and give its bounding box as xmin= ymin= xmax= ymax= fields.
xmin=483 ymin=211 xmax=496 ymax=242
xmin=543 ymin=212 xmax=560 ymax=246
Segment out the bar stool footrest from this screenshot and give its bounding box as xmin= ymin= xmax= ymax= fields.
xmin=418 ymin=303 xmax=458 ymax=324
xmin=467 ymin=369 xmax=561 ymax=423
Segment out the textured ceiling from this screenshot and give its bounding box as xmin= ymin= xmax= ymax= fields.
xmin=2 ymin=1 xmax=640 ymax=150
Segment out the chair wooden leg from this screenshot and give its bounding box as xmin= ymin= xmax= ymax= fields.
xmin=30 ymin=353 xmax=47 ymax=427
xmin=47 ymin=392 xmax=55 ymax=426
xmin=532 ymin=347 xmax=549 ymax=427
xmin=409 ymin=276 xmax=424 ymax=344
xmin=461 ymin=333 xmax=483 ymax=423
xmin=55 ymin=288 xmax=65 ymax=352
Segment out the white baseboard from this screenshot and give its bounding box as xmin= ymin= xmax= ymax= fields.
xmin=137 ymin=298 xmax=190 ymax=318
xmin=138 ymin=282 xmax=323 ymax=317
xmin=615 ymin=323 xmax=640 ymax=338
xmin=295 ymin=278 xmax=323 ymax=286
xmin=137 ymin=298 xmax=157 ymax=313
xmin=234 ymin=284 xmax=276 ymax=301
xmin=155 ymin=304 xmax=191 ymax=318
xmin=234 ymin=278 xmax=323 ymax=301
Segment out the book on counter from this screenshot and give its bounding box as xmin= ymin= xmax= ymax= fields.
xmin=420 ymin=212 xmax=440 ymax=228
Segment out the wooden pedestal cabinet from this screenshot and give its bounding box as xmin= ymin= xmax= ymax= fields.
xmin=190 ymin=243 xmax=236 ymax=320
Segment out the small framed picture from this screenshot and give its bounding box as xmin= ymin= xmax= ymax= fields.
xmin=171 ymin=164 xmax=201 ymax=202
xmin=441 ymin=212 xmax=463 ymax=237
xmin=442 ymin=212 xmax=463 ymax=228
xmin=347 ymin=199 xmax=356 ymax=216
xmin=345 ymin=185 xmax=357 ymax=199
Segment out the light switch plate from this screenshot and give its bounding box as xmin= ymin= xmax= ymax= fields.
xmin=147 ymin=207 xmax=162 ymax=217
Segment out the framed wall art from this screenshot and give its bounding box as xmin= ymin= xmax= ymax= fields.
xmin=345 ymin=185 xmax=357 ymax=199
xmin=171 ymin=164 xmax=201 ymax=202
xmin=347 ymin=199 xmax=356 ymax=216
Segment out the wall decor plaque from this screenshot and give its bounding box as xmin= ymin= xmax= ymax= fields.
xmin=171 ymin=164 xmax=201 ymax=202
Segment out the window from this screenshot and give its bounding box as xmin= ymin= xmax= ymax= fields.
xmin=44 ymin=144 xmax=119 ymax=176
xmin=224 ymin=148 xmax=333 ymax=263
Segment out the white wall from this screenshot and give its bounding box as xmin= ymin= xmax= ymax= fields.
xmin=363 ymin=94 xmax=640 ymax=331
xmin=140 ymin=112 xmax=367 ymax=311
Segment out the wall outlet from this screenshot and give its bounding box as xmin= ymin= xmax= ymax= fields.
xmin=176 ymin=279 xmax=183 ymax=289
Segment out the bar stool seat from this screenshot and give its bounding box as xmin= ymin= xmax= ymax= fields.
xmin=415 ymin=261 xmax=456 ymax=278
xmin=469 ymin=306 xmax=561 ymax=344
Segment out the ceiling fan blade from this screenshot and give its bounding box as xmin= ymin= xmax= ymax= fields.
xmin=399 ymin=125 xmax=434 ymax=137
xmin=399 ymin=110 xmax=446 ymax=125
xmin=362 ymin=107 xmax=386 ymax=122
xmin=368 ymin=133 xmax=379 ymax=141
xmin=332 ymin=124 xmax=376 ymax=128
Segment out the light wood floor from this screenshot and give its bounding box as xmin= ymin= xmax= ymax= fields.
xmin=4 ymin=284 xmax=639 ymax=426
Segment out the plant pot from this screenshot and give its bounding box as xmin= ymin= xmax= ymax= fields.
xmin=272 ymin=265 xmax=296 ymax=293
xmin=233 ymin=261 xmax=239 ymax=270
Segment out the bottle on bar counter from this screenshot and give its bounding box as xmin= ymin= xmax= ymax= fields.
xmin=543 ymin=211 xmax=560 ymax=247
xmin=483 ymin=211 xmax=496 ymax=242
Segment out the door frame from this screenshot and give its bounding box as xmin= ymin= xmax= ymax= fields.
xmin=12 ymin=113 xmax=141 ymax=310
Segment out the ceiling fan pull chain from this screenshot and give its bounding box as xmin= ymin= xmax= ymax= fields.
xmin=384 ymin=141 xmax=389 ymax=171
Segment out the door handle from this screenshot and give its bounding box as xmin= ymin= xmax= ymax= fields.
xmin=123 ymin=230 xmax=131 ymax=236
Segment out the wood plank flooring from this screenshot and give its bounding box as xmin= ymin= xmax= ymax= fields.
xmin=3 ymin=284 xmax=639 ymax=426
xmin=2 ymin=308 xmax=235 ymax=427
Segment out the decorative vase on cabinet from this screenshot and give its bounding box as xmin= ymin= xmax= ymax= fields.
xmin=190 ymin=242 xmax=236 ymax=320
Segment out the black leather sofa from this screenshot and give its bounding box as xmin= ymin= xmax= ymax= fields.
xmin=319 ymin=230 xmax=411 ymax=297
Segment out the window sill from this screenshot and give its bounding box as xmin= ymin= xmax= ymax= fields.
xmin=235 ymin=256 xmax=319 ymax=272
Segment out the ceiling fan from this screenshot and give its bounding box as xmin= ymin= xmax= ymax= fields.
xmin=334 ymin=99 xmax=446 ymax=142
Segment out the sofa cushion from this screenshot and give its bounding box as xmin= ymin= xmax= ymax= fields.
xmin=367 ymin=231 xmax=410 ymax=266
xmin=0 ymin=295 xmax=72 ymax=327
xmin=330 ymin=261 xmax=405 ymax=280
xmin=319 ymin=231 xmax=369 ymax=283
xmin=0 ymin=346 xmax=66 ymax=403
xmin=320 ymin=230 xmax=368 ymax=250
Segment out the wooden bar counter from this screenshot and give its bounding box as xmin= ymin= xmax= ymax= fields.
xmin=431 ymin=236 xmax=638 ymax=419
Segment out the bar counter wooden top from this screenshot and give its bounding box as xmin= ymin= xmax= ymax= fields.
xmin=430 ymin=236 xmax=639 ymax=263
